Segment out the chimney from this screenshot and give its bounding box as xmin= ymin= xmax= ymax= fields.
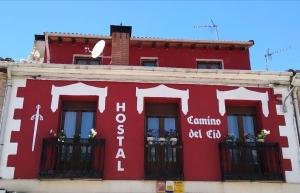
xmin=110 ymin=25 xmax=132 ymax=65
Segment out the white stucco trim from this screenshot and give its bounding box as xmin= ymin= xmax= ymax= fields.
xmin=216 ymin=87 xmax=269 ymax=117
xmin=136 ymin=84 xmax=189 ymax=115
xmin=274 ymin=87 xmax=300 ymax=183
xmin=51 ymin=82 xmax=107 ymax=113
xmin=4 ymin=62 xmax=292 ymax=88
xmin=0 ymin=79 xmax=26 ymax=179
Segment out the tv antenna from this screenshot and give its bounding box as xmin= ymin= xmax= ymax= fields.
xmin=264 ymin=47 xmax=291 ymax=71
xmin=194 ymin=19 xmax=219 ymax=40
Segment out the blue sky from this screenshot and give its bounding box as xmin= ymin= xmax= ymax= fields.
xmin=0 ymin=1 xmax=299 ymax=71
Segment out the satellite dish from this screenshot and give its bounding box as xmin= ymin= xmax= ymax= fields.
xmin=91 ymin=40 xmax=105 ymax=58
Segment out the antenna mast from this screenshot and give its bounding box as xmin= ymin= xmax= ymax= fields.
xmin=194 ymin=19 xmax=219 ymax=40
xmin=264 ymin=47 xmax=290 ymax=71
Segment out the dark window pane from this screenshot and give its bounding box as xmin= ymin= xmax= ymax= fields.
xmin=80 ymin=112 xmax=95 ymax=139
xmin=74 ymin=57 xmax=101 ymax=65
xmin=147 ymin=117 xmax=159 ymax=139
xmin=164 ymin=118 xmax=176 ymax=134
xmin=243 ymin=115 xmax=255 ymax=135
xmin=63 ymin=111 xmax=77 ymax=138
xmin=142 ymin=60 xmax=157 ymax=67
xmin=227 ymin=115 xmax=239 ymax=139
xmin=197 ymin=61 xmax=222 ymax=69
xmin=90 ymin=59 xmax=101 ymax=65
xmin=76 ymin=59 xmax=88 ymax=65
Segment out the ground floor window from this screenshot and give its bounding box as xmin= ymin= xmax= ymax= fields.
xmin=61 ymin=101 xmax=96 ymax=139
xmin=226 ymin=106 xmax=257 ymax=141
xmin=40 ymin=101 xmax=105 ymax=179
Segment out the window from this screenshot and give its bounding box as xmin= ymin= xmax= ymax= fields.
xmin=74 ymin=57 xmax=101 ymax=65
xmin=197 ymin=60 xmax=223 ymax=69
xmin=144 ymin=103 xmax=183 ymax=180
xmin=61 ymin=101 xmax=96 ymax=139
xmin=226 ymin=106 xmax=257 ymax=141
xmin=146 ymin=103 xmax=178 ymax=140
xmin=141 ymin=58 xmax=158 ymax=67
xmin=39 ymin=101 xmax=105 ymax=179
xmin=220 ymin=106 xmax=282 ymax=181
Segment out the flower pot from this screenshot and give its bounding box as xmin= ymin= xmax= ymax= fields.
xmin=257 ymin=138 xmax=265 ymax=142
xmin=147 ymin=137 xmax=154 ymax=144
xmin=158 ymin=137 xmax=166 ymax=145
xmin=170 ymin=137 xmax=178 ymax=145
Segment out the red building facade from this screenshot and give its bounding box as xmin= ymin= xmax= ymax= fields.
xmin=0 ymin=25 xmax=300 ymax=193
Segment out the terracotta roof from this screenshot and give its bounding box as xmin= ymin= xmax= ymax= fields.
xmin=42 ymin=32 xmax=254 ymax=47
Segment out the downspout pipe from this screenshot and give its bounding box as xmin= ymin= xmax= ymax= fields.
xmin=283 ymin=70 xmax=300 ymax=149
xmin=292 ymin=87 xmax=300 ymax=148
xmin=0 ymin=65 xmax=12 ymax=178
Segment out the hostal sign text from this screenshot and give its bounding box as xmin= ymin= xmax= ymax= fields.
xmin=115 ymin=102 xmax=126 ymax=171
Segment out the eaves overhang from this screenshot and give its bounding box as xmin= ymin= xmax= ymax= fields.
xmin=0 ymin=62 xmax=292 ymax=88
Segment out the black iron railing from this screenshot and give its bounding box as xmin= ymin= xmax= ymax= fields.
xmin=219 ymin=141 xmax=283 ymax=181
xmin=39 ymin=138 xmax=105 ymax=179
xmin=144 ymin=143 xmax=183 ymax=180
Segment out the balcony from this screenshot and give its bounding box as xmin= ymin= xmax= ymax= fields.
xmin=40 ymin=138 xmax=105 ymax=179
xmin=219 ymin=141 xmax=284 ymax=181
xmin=144 ymin=143 xmax=183 ymax=180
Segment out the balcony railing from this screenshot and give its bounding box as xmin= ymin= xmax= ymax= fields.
xmin=144 ymin=143 xmax=183 ymax=180
xmin=39 ymin=138 xmax=105 ymax=179
xmin=219 ymin=141 xmax=283 ymax=181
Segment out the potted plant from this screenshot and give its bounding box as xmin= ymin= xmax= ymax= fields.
xmin=168 ymin=129 xmax=178 ymax=145
xmin=225 ymin=133 xmax=235 ymax=142
xmin=256 ymin=129 xmax=270 ymax=142
xmin=88 ymin=128 xmax=97 ymax=141
xmin=147 ymin=129 xmax=155 ymax=144
xmin=50 ymin=129 xmax=66 ymax=142
xmin=244 ymin=133 xmax=255 ymax=142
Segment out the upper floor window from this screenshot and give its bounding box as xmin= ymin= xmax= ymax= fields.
xmin=197 ymin=60 xmax=223 ymax=69
xmin=74 ymin=56 xmax=102 ymax=65
xmin=141 ymin=57 xmax=158 ymax=67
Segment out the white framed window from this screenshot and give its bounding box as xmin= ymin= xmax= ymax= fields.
xmin=140 ymin=57 xmax=158 ymax=67
xmin=196 ymin=59 xmax=224 ymax=69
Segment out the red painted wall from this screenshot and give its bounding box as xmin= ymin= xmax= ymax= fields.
xmin=9 ymin=79 xmax=288 ymax=180
xmin=49 ymin=42 xmax=112 ymax=65
xmin=48 ymin=41 xmax=251 ymax=70
xmin=129 ymin=46 xmax=251 ymax=70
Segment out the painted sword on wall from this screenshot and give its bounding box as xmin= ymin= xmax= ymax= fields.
xmin=30 ymin=104 xmax=43 ymax=152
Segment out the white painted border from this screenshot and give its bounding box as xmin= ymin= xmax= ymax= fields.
xmin=136 ymin=84 xmax=189 ymax=115
xmin=51 ymin=82 xmax=107 ymax=113
xmin=0 ymin=79 xmax=26 ymax=179
xmin=216 ymin=87 xmax=269 ymax=117
xmin=274 ymin=87 xmax=300 ymax=183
